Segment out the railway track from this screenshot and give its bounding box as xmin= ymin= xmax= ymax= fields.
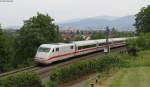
xmin=0 ymin=46 xmax=127 ymax=80
xmin=0 ymin=65 xmax=42 ymax=78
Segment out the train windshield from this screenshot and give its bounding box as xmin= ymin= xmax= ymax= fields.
xmin=38 ymin=47 xmax=50 ymax=52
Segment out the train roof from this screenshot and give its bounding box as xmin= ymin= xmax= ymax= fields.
xmin=39 ymin=37 xmax=130 ymax=48
xmin=111 ymin=37 xmax=127 ymax=41
xmin=40 ymin=43 xmax=74 ymax=48
xmin=74 ymin=40 xmax=97 ymax=46
xmin=95 ymin=39 xmax=107 ymax=43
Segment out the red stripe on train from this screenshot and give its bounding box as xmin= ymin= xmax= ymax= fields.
xmin=48 ymin=47 xmax=98 ymax=60
xmin=48 ymin=52 xmax=75 ymax=60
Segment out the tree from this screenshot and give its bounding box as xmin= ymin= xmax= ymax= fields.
xmin=0 ymin=24 xmax=11 ymax=72
xmin=14 ymin=13 xmax=62 ymax=66
xmin=110 ymin=27 xmax=117 ymax=37
xmin=135 ymin=5 xmax=150 ymax=33
xmin=91 ymin=32 xmax=105 ymax=39
xmin=76 ymin=30 xmax=80 ymax=35
xmin=127 ymin=33 xmax=150 ymax=55
xmin=74 ymin=35 xmax=84 ymax=41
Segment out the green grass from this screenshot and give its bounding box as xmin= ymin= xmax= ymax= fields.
xmin=108 ymin=67 xmax=150 ymax=87
xmin=131 ymin=50 xmax=150 ymax=66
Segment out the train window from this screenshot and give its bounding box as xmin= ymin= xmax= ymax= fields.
xmin=78 ymin=44 xmax=96 ymax=50
xmin=56 ymin=48 xmax=59 ymax=51
xmin=70 ymin=46 xmax=74 ymax=49
xmin=99 ymin=43 xmax=106 ymax=46
xmin=99 ymin=42 xmax=112 ymax=46
xmin=52 ymin=49 xmax=54 ymax=52
xmin=108 ymin=42 xmax=112 ymax=44
xmin=115 ymin=41 xmax=124 ymax=43
xmin=38 ymin=47 xmax=50 ymax=52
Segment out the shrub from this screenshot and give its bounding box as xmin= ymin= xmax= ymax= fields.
xmin=95 ymin=55 xmax=129 ymax=72
xmin=0 ymin=72 xmax=43 ymax=87
xmin=127 ymin=38 xmax=139 ymax=56
xmin=47 ymin=54 xmax=128 ymax=87
xmin=127 ymin=33 xmax=150 ymax=52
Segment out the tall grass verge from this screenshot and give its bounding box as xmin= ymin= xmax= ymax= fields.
xmin=47 ymin=54 xmax=129 ymax=87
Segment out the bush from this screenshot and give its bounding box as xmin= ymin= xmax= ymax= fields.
xmin=95 ymin=55 xmax=129 ymax=72
xmin=47 ymin=54 xmax=129 ymax=87
xmin=127 ymin=33 xmax=150 ymax=52
xmin=0 ymin=72 xmax=43 ymax=87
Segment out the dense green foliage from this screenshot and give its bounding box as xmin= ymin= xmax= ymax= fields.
xmin=110 ymin=28 xmax=134 ymax=38
xmin=0 ymin=72 xmax=43 ymax=87
xmin=91 ymin=30 xmax=134 ymax=40
xmin=74 ymin=35 xmax=84 ymax=41
xmin=127 ymin=5 xmax=150 ymax=55
xmin=91 ymin=32 xmax=105 ymax=39
xmin=0 ymin=13 xmax=63 ymax=73
xmin=113 ymin=32 xmax=134 ymax=38
xmin=135 ymin=5 xmax=150 ymax=33
xmin=0 ymin=25 xmax=12 ymax=72
xmin=14 ymin=13 xmax=62 ymax=67
xmin=127 ymin=33 xmax=150 ymax=51
xmin=47 ymin=54 xmax=128 ymax=87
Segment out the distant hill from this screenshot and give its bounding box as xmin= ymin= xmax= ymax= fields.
xmin=58 ymin=15 xmax=135 ymax=31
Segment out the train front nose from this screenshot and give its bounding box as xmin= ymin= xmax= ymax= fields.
xmin=34 ymin=52 xmax=49 ymax=64
xmin=34 ymin=46 xmax=51 ymax=64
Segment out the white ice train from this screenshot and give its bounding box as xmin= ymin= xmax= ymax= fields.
xmin=34 ymin=37 xmax=128 ymax=64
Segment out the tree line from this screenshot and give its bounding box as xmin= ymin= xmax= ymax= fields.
xmin=127 ymin=5 xmax=150 ymax=54
xmin=0 ymin=13 xmax=63 ymax=73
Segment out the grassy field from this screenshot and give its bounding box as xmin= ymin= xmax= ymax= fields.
xmin=129 ymin=50 xmax=150 ymax=67
xmin=106 ymin=67 xmax=150 ymax=87
xmin=71 ymin=50 xmax=150 ymax=87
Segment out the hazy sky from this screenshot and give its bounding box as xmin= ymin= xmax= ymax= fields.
xmin=0 ymin=0 xmax=150 ymax=28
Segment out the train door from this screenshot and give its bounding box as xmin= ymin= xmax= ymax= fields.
xmin=52 ymin=47 xmax=59 ymax=61
xmin=69 ymin=45 xmax=76 ymax=57
xmin=56 ymin=47 xmax=59 ymax=55
xmin=74 ymin=44 xmax=80 ymax=56
xmin=61 ymin=46 xmax=67 ymax=59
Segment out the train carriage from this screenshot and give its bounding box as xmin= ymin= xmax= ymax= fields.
xmin=34 ymin=37 xmax=130 ymax=64
xmin=74 ymin=40 xmax=97 ymax=56
xmin=111 ymin=38 xmax=127 ymax=47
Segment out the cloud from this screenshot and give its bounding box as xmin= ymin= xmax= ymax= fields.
xmin=0 ymin=0 xmax=150 ymax=27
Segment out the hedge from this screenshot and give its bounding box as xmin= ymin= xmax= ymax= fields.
xmin=47 ymin=54 xmax=129 ymax=87
xmin=0 ymin=72 xmax=43 ymax=87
